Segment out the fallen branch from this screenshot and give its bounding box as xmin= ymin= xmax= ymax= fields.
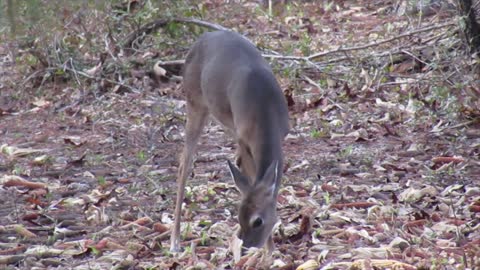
xmin=262 ymin=20 xmax=456 ymax=61
xmin=122 ymin=18 xmax=229 ymax=51
xmin=124 ymin=19 xmax=456 ymax=81
xmin=307 ymin=21 xmax=456 ymax=60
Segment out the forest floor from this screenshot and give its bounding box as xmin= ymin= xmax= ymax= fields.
xmin=0 ymin=1 xmax=479 ymax=269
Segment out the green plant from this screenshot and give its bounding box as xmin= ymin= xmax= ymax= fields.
xmin=314 ymin=228 xmax=324 ymax=239
xmin=200 ymin=230 xmax=208 ymax=246
xmin=323 ymin=1 xmax=334 ymax=12
xmin=310 ymin=129 xmax=321 ymax=139
xmin=323 ymin=191 xmax=331 ymax=204
xmin=90 ymin=246 xmax=101 ymax=256
xmin=90 ymin=154 xmax=105 ymax=166
xmin=183 ymin=245 xmax=192 ymax=255
xmin=182 ymin=222 xmax=191 ymax=239
xmin=45 ymin=192 xmax=53 ymax=201
xmin=12 ymin=164 xmax=26 ymax=175
xmin=299 ymin=32 xmax=312 ymax=56
xmin=46 ymin=235 xmax=57 ymax=245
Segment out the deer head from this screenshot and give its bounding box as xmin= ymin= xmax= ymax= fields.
xmin=228 ymin=160 xmax=280 ymax=249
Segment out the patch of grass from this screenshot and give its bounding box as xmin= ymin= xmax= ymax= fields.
xmin=430 ymin=257 xmax=450 ymax=269
xmin=323 ymin=1 xmax=335 ymax=12
xmin=87 ymin=154 xmax=105 ymax=166
xmin=97 ymin=175 xmax=106 ymax=186
xmin=207 ymin=187 xmax=216 ymax=197
xmin=182 ymin=222 xmax=192 ymax=240
xmin=424 ymin=85 xmax=462 ymax=120
xmin=357 ymin=156 xmax=374 ymax=168
xmin=198 ymin=220 xmax=212 ymax=228
xmin=337 ymin=145 xmax=354 ymax=160
xmin=184 ymin=186 xmax=193 ymax=200
xmin=136 ymin=150 xmax=147 ymax=163
xmin=183 ymin=245 xmax=192 ymax=255
xmin=162 ymin=246 xmax=172 ymax=257
xmin=310 ymin=120 xmax=331 ymax=139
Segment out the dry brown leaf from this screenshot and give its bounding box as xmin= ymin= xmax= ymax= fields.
xmin=351 ymin=259 xmax=416 ymax=270
xmin=14 ymin=225 xmax=37 ymax=238
xmin=31 ymin=97 xmax=51 ymax=108
xmin=0 ymin=144 xmax=46 ymax=158
xmin=230 ymin=234 xmax=243 ymax=263
xmin=432 ymin=156 xmax=465 ymax=164
xmin=63 ymin=135 xmax=87 ymax=146
xmin=352 ymin=247 xmax=393 ymax=259
xmin=84 ymin=62 xmax=102 ymax=76
xmin=296 ymin=259 xmax=319 ymax=270
xmin=330 ymin=201 xmax=377 ymax=210
xmin=398 ymin=186 xmax=438 ymax=202
xmin=153 ymin=222 xmax=169 ymax=233
xmin=1 ymin=175 xmax=47 ymax=189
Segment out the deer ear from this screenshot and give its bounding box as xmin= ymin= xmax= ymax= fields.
xmin=259 ymin=160 xmax=279 ymax=196
xmin=227 ymin=160 xmax=251 ymax=195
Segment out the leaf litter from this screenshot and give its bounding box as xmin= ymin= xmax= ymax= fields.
xmin=0 ymin=0 xmax=479 ymax=269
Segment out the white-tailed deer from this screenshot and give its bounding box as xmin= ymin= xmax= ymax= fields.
xmin=170 ymin=31 xmax=289 ymax=253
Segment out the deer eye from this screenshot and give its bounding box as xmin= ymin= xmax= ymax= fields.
xmin=252 ymin=217 xmax=263 ymax=228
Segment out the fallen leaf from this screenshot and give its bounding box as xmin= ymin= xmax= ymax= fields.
xmin=1 ymin=175 xmax=47 ymax=189
xmin=330 ymin=201 xmax=377 ymax=210
xmin=296 ymin=259 xmax=319 ymax=270
xmin=0 ymin=144 xmax=46 ymax=158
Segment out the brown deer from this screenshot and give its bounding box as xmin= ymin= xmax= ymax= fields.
xmin=170 ymin=30 xmax=289 ymax=253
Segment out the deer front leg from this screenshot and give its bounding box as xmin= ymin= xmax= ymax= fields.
xmin=170 ymin=105 xmax=208 ymax=252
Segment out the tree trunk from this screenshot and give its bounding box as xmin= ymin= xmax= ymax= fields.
xmin=457 ymin=0 xmax=480 ymax=55
xmin=7 ymin=0 xmax=16 ymax=38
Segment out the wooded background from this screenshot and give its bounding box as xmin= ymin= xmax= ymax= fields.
xmin=0 ymin=1 xmax=479 ymax=269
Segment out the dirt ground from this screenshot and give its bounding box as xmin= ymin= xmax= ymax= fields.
xmin=1 ymin=1 xmax=479 ymax=269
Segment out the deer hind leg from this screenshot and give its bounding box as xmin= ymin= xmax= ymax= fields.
xmin=170 ymin=102 xmax=208 ymax=252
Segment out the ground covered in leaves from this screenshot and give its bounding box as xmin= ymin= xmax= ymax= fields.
xmin=0 ymin=1 xmax=479 ymax=269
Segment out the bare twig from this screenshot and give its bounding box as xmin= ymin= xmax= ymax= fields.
xmin=156 ymin=59 xmax=185 ymax=66
xmin=104 ymin=33 xmax=118 ymax=61
xmin=262 ymin=54 xmax=306 ymax=61
xmin=121 ymin=18 xmax=169 ymax=50
xmin=21 ymin=69 xmax=51 ymax=87
xmin=67 ymin=58 xmax=82 ymax=87
xmin=175 ymin=18 xmax=229 ymax=31
xmin=61 ymin=65 xmax=140 ymax=93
